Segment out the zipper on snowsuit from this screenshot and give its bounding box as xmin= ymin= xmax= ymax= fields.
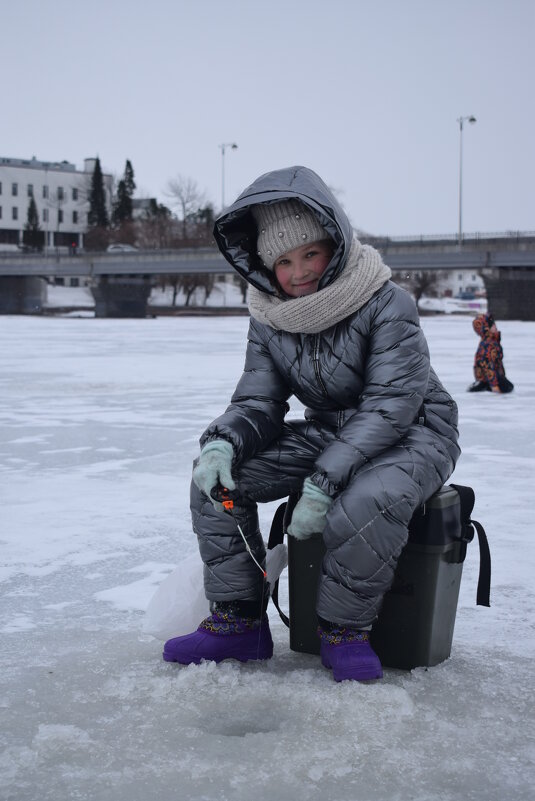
xmin=312 ymin=334 xmax=328 ymax=396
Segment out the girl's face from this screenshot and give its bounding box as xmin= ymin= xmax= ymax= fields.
xmin=273 ymin=240 xmax=333 ymax=297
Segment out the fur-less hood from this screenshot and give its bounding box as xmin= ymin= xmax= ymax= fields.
xmin=212 ymin=166 xmax=354 ymax=297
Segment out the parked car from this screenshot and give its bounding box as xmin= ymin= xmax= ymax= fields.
xmin=106 ymin=244 xmax=138 ymax=253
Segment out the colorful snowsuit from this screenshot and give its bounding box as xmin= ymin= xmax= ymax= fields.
xmin=471 ymin=314 xmax=512 ymax=393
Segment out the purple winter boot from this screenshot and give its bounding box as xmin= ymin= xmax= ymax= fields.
xmin=319 ymin=626 xmax=383 ymax=682
xmin=163 ymin=612 xmax=273 ymax=665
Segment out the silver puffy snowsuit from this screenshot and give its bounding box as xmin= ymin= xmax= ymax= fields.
xmin=191 ymin=166 xmax=460 ymax=628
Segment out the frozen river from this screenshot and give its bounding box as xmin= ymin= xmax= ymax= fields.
xmin=1 ymin=314 xmax=534 ymax=801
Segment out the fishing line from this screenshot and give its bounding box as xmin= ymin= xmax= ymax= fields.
xmin=235 ymin=520 xmax=267 ymax=578
xmin=214 ymin=486 xmax=267 ymax=578
xmin=212 ymin=485 xmax=268 ymax=659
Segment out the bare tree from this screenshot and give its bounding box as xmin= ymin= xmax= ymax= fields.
xmin=177 ymin=274 xmax=199 ymax=306
xmin=391 ymin=270 xmax=441 ymax=304
xmin=234 ymin=275 xmax=248 ymax=303
xmin=135 ymin=200 xmax=180 ymax=249
xmin=165 ymin=175 xmax=207 ymax=239
xmin=107 ymin=220 xmax=138 ymax=248
xmin=165 ymin=274 xmax=181 ymax=306
xmin=197 ymin=273 xmax=215 ymax=303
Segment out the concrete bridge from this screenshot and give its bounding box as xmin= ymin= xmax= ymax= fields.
xmin=1 ymin=232 xmax=534 ymax=319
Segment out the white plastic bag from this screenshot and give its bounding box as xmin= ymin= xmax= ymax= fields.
xmin=142 ymin=545 xmax=288 ymax=642
xmin=265 ymin=543 xmax=288 ymax=588
xmin=142 ymin=552 xmax=208 ymax=641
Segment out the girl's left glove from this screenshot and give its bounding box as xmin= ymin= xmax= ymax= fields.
xmin=287 ymin=477 xmax=333 ymax=540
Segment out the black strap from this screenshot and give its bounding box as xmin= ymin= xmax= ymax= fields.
xmin=267 ymin=486 xmax=490 ymax=626
xmin=450 ymin=483 xmax=491 ymax=607
xmin=267 ymin=502 xmax=290 ymax=627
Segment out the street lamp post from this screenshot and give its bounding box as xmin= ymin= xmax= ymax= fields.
xmin=44 ymin=164 xmax=49 ymax=256
xmin=457 ymin=115 xmax=477 ymax=245
xmin=219 ymin=142 xmax=238 ymax=210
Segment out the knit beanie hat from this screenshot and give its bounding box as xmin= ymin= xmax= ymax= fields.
xmin=251 ymin=199 xmax=330 ymax=269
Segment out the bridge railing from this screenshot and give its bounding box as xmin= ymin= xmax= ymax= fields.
xmin=0 ymin=245 xmax=223 ymax=261
xmin=2 ymin=231 xmax=535 ymax=260
xmin=360 ymin=230 xmax=535 ymax=247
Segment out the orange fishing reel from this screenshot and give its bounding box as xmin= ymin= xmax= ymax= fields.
xmin=210 ymin=484 xmax=241 ymax=513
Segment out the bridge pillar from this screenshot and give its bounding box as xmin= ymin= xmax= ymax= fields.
xmin=0 ymin=277 xmax=46 ymax=315
xmin=482 ymin=268 xmax=535 ymax=321
xmin=90 ymin=275 xmax=152 ymax=318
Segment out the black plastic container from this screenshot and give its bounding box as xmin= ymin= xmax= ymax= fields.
xmin=287 ymin=485 xmax=465 ymax=670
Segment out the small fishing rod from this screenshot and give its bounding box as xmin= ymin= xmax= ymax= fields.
xmin=210 ymin=485 xmax=267 ymax=578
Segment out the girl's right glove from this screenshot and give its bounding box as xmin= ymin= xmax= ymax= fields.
xmin=192 ymin=440 xmax=235 ymax=509
xmin=287 ymin=477 xmax=333 ymax=540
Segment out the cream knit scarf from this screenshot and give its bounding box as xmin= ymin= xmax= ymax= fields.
xmin=247 ymin=236 xmax=392 ymax=334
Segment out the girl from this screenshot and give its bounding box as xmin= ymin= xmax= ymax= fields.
xmin=163 ymin=166 xmax=460 ymax=681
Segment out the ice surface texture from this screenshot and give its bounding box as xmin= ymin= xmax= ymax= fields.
xmin=1 ymin=315 xmax=534 ymax=801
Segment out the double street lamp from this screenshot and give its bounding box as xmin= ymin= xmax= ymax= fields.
xmin=457 ymin=115 xmax=477 ymax=245
xmin=219 ymin=142 xmax=238 ymax=210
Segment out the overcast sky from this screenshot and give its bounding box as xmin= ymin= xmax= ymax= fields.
xmin=3 ymin=0 xmax=534 ymax=236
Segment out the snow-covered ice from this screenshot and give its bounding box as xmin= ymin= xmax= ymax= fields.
xmin=44 ymin=279 xmax=248 ymax=310
xmin=1 ymin=313 xmax=534 ymax=801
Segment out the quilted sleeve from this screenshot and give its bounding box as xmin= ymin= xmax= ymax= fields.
xmin=200 ymin=319 xmax=291 ymax=463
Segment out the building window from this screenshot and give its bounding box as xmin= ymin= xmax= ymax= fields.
xmin=12 ymin=207 xmax=18 ymax=220
xmin=72 ymin=187 xmax=78 ymax=201
xmin=43 ymin=185 xmax=49 ymax=199
xmin=12 ymin=183 xmax=18 ymax=197
xmin=0 ymin=182 xmax=2 ymax=195
xmin=0 ymin=206 xmax=2 ymax=219
xmin=27 ymin=184 xmax=34 ymax=197
xmin=458 ymin=274 xmax=463 ymax=281
xmin=57 ymin=187 xmax=64 ymax=201
xmin=43 ymin=208 xmax=49 ymax=222
xmin=72 ymin=210 xmax=78 ymax=224
xmin=58 ymin=209 xmax=63 ymax=224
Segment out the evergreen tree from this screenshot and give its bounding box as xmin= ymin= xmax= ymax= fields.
xmin=112 ymin=159 xmax=136 ymax=226
xmin=88 ymin=157 xmax=109 ymax=228
xmin=124 ymin=159 xmax=136 ymax=198
xmin=112 ymin=180 xmax=130 ymax=225
xmin=194 ymin=204 xmax=215 ymax=230
xmin=23 ymin=196 xmax=43 ymax=251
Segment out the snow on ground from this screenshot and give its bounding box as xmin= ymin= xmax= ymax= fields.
xmin=418 ymin=296 xmax=487 ymax=315
xmin=44 ymin=281 xmax=485 ymax=314
xmin=44 ymin=279 xmax=247 ymax=310
xmin=148 ymin=280 xmax=247 ymax=307
xmin=1 ymin=314 xmax=534 ymax=801
xmin=44 ymin=284 xmax=95 ymax=308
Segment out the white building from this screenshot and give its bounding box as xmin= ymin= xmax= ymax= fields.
xmin=0 ymin=156 xmax=113 ymax=252
xmin=435 ymin=269 xmax=486 ymax=298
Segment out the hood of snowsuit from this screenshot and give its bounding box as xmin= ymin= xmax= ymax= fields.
xmin=212 ymin=165 xmax=354 ymax=296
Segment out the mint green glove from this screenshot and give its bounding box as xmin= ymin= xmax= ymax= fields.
xmin=287 ymin=477 xmax=333 ymax=540
xmin=193 ymin=440 xmax=235 ymax=508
